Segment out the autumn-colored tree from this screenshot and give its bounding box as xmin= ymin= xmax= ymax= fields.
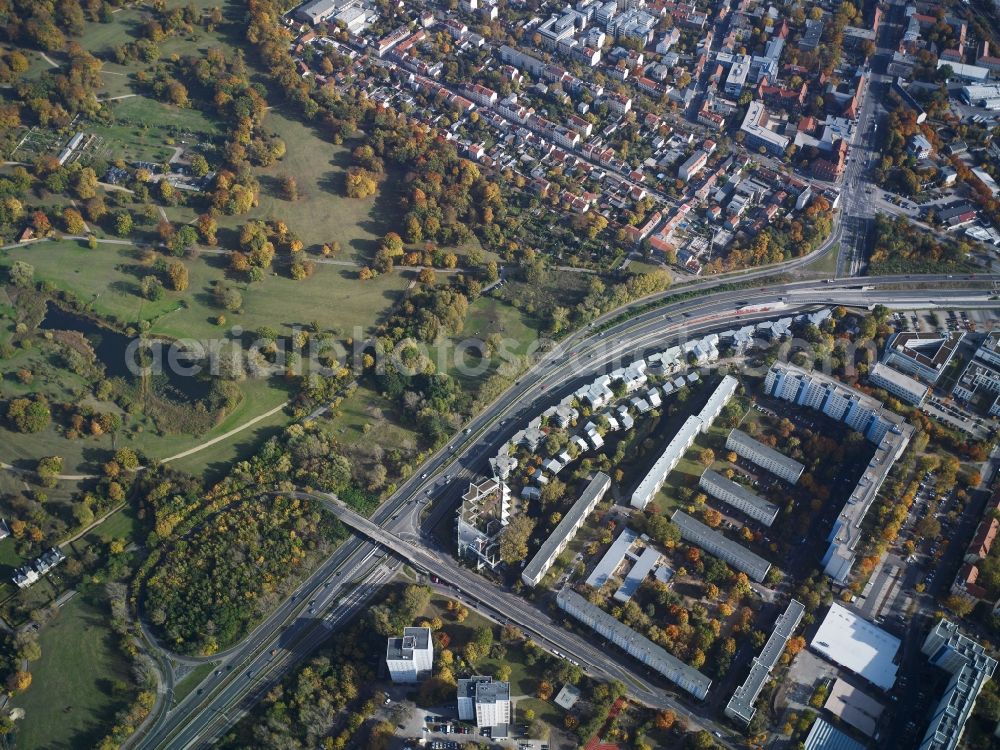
xmin=536 ymin=680 xmax=553 ymax=700
xmin=345 ymin=167 xmax=377 ymax=198
xmin=196 ymin=213 xmax=218 ymax=245
xmin=785 ymin=635 xmax=806 ymax=657
xmin=654 ymin=709 xmax=676 ymax=730
xmin=7 ymin=670 xmax=31 ymax=692
xmin=702 ymin=508 xmax=723 ymax=528
xmin=62 ymin=207 xmax=86 ymax=234
xmin=167 ymin=261 xmax=189 ymax=291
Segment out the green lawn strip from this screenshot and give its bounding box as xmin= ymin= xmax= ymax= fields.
xmin=10 ymin=593 xmax=134 ymax=750
xmin=515 ymin=696 xmax=563 ymax=730
xmin=164 ymin=401 xmax=292 ymax=480
xmin=172 ymin=662 xmax=216 ymax=707
xmin=0 ymin=536 xmax=26 ymax=570
xmin=80 ymin=505 xmax=141 ymax=547
xmin=326 ymin=384 xmax=417 ymax=453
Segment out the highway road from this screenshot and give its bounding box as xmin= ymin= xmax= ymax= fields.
xmin=136 ymin=276 xmax=1000 ymax=749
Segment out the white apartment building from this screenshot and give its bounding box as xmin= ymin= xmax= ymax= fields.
xmin=726 ymin=429 xmax=804 ymax=484
xmin=672 ymin=510 xmax=772 ymax=582
xmin=386 ymin=627 xmax=434 ymax=682
xmin=919 ymin=620 xmax=997 ymax=750
xmin=869 ymin=362 xmax=929 ymax=406
xmin=457 ymin=676 xmax=512 ymax=734
xmin=631 ymin=375 xmax=738 ymax=509
xmin=699 ymin=469 xmax=779 ymax=527
xmin=522 ymin=472 xmax=611 ymax=587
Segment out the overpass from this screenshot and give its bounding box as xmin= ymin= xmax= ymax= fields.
xmin=307 ymin=492 xmax=738 ymax=744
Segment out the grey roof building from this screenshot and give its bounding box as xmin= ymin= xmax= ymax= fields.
xmin=671 ymin=510 xmax=772 ymax=582
xmin=556 ymin=588 xmax=712 ymax=700
xmin=522 ymin=473 xmax=611 ymax=587
xmin=699 ymin=469 xmax=779 ymax=527
xmin=295 ymin=0 xmax=346 ymax=25
xmin=919 ymin=619 xmax=998 ymax=750
xmin=803 ymin=718 xmax=866 ymax=750
xmin=883 ymin=331 xmax=964 ymax=384
xmin=386 ymin=627 xmax=434 ymax=683
xmin=869 ymin=362 xmax=929 ymax=406
xmin=763 ymin=362 xmax=913 ymax=584
xmin=725 ymin=599 xmax=805 ymax=725
xmin=457 ymin=676 xmax=512 ymax=735
xmin=726 ymin=429 xmax=805 ymax=484
xmin=630 ymin=376 xmax=738 ymax=509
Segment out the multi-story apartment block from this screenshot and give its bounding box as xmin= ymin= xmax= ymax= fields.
xmin=457 ymin=478 xmax=511 ymax=570
xmin=631 ymin=376 xmax=738 ymax=509
xmin=726 ymin=429 xmax=804 ymax=484
xmin=556 ymin=588 xmax=712 ymax=699
xmin=763 ymin=363 xmax=913 ymax=583
xmin=521 ymin=473 xmax=611 ymax=587
xmin=919 ymin=620 xmax=997 ymax=750
xmin=726 ymin=599 xmax=805 ymax=725
xmin=457 ymin=676 xmax=512 ymax=733
xmin=699 ymin=469 xmax=779 ymax=527
xmin=386 ymin=627 xmax=434 ymax=682
xmin=671 ymin=510 xmax=772 ymax=582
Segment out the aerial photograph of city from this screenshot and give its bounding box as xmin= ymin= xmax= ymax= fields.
xmin=3 ymin=0 xmax=1000 ymax=748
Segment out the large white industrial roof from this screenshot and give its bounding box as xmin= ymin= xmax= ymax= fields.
xmin=810 ymin=603 xmax=900 ymax=691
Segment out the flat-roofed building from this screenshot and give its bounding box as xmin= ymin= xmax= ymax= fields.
xmin=630 ymin=376 xmax=738 ymax=509
xmin=919 ymin=619 xmax=998 ymax=750
xmin=295 ymin=0 xmax=344 ymax=24
xmin=699 ymin=469 xmax=779 ymax=526
xmin=671 ymin=510 xmax=772 ymax=582
xmin=803 ymin=718 xmax=866 ymax=750
xmin=386 ymin=627 xmax=434 ymax=683
xmin=556 ymin=588 xmax=712 ymax=699
xmin=883 ymin=331 xmax=964 ymax=383
xmin=631 ymin=417 xmax=700 ymax=509
xmin=726 ymin=599 xmax=805 ymax=725
xmin=741 ymin=100 xmax=789 ymax=156
xmin=810 ymin=603 xmax=900 ymax=691
xmin=522 ymin=473 xmax=611 ymax=587
xmin=823 ymin=679 xmax=885 ymax=738
xmin=869 ymin=361 xmax=929 ymax=405
xmin=952 ymin=331 xmax=1000 ymax=416
xmin=725 ymin=54 xmax=751 ymax=96
xmin=586 ymin=527 xmax=639 ymax=589
xmin=763 ymin=363 xmax=913 ymax=583
xmin=457 ymin=676 xmax=511 ymax=734
xmin=726 ymin=429 xmax=804 ymax=484
xmin=678 ymin=150 xmax=708 ymax=183
xmin=613 ymin=546 xmax=662 ymax=603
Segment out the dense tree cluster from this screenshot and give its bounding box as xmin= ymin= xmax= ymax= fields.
xmin=869 ymin=214 xmax=972 ymax=274
xmin=143 ymin=493 xmax=345 ymax=655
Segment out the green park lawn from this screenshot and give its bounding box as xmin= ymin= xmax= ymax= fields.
xmin=89 ymin=95 xmax=221 ymax=164
xmin=0 ymin=372 xmax=292 ymax=477
xmin=326 ymin=384 xmax=417 ymax=455
xmin=246 ymin=108 xmax=401 ymax=258
xmin=0 ymin=237 xmax=411 ymax=340
xmin=11 ymin=594 xmax=134 ymax=750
